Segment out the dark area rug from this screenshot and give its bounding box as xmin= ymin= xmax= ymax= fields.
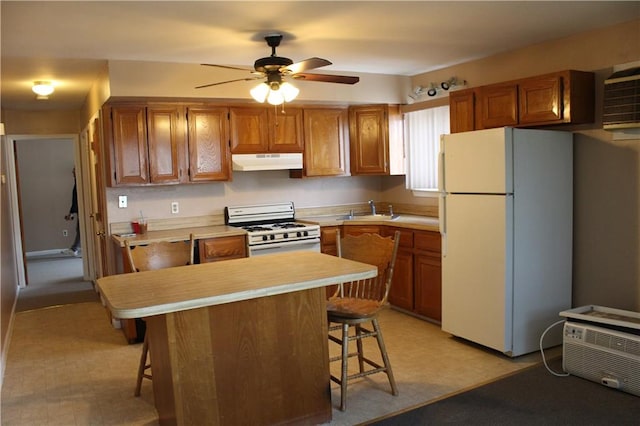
xmin=367 ymin=358 xmax=640 ymax=425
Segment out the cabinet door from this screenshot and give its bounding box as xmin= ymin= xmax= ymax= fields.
xmin=349 ymin=105 xmax=389 ymax=175
xmin=518 ymin=74 xmax=562 ymax=124
xmin=478 ymin=83 xmax=518 ymax=129
xmin=449 ymin=89 xmax=476 ymax=133
xmin=343 ymin=225 xmax=381 ymax=236
xmin=320 ymin=226 xmax=340 ymax=256
xmin=321 ymin=226 xmax=341 ymax=298
xmin=414 ymin=231 xmax=442 ymax=321
xmin=147 ymin=105 xmax=186 ymax=184
xmin=199 ymin=236 xmax=247 ymax=263
xmin=187 ymin=107 xmax=231 ymax=182
xmin=269 ymin=107 xmax=304 ymax=152
xmin=388 ymin=247 xmax=414 ymax=311
xmin=229 ymin=107 xmax=269 ymax=153
xmin=302 ymin=108 xmax=347 ymax=177
xmin=110 ymin=105 xmax=149 ymax=185
xmin=414 ymin=252 xmax=442 ymax=321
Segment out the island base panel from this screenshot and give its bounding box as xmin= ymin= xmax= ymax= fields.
xmin=147 ymin=287 xmax=332 ymax=425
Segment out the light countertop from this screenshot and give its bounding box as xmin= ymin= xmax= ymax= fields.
xmin=111 ymin=225 xmax=246 ymax=247
xmin=97 ymin=251 xmax=377 ymax=318
xmin=299 ymin=214 xmax=440 ymax=232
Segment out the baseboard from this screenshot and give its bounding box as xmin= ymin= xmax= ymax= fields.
xmin=26 ymin=249 xmax=73 ymax=258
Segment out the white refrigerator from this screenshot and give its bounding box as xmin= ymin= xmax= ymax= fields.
xmin=439 ymin=127 xmax=573 ymax=357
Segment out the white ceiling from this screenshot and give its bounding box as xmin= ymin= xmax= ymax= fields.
xmin=2 ymin=1 xmax=639 ymax=111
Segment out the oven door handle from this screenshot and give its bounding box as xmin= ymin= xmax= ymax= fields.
xmin=250 ymin=238 xmax=321 ymax=251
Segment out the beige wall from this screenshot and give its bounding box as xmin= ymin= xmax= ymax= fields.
xmin=409 ymin=18 xmax=640 ymax=311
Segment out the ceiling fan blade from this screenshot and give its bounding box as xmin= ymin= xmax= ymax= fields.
xmin=293 ymin=73 xmax=360 ymax=85
xmin=195 ymin=77 xmax=261 ymax=89
xmin=285 ymin=57 xmax=332 ymax=74
xmin=201 ymin=63 xmax=254 ymax=72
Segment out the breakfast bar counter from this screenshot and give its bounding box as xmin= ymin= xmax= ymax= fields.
xmin=97 ymin=252 xmax=377 ymax=426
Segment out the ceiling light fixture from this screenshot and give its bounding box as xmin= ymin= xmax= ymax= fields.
xmin=32 ymin=81 xmax=55 ymax=99
xmin=250 ymin=73 xmax=299 ymax=106
xmin=407 ymin=77 xmax=467 ymax=103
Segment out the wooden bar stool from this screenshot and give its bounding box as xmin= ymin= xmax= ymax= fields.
xmin=327 ymin=230 xmax=400 ymax=411
xmin=124 ymin=234 xmax=195 ymax=397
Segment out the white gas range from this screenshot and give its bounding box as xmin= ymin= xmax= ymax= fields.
xmin=225 ymin=202 xmax=321 ymax=257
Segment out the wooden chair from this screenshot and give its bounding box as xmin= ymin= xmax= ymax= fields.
xmin=124 ymin=234 xmax=195 ymax=397
xmin=327 ymin=230 xmax=401 ymax=411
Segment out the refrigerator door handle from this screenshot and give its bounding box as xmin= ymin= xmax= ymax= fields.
xmin=439 ymin=192 xmax=447 ymax=257
xmin=438 ymin=136 xmax=445 ymax=193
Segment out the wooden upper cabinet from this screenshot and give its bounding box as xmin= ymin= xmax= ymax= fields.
xmin=186 ymin=107 xmax=231 ymax=182
xmin=449 ymin=89 xmax=475 ymax=133
xmin=229 ymin=107 xmax=269 ymax=153
xmin=519 ymin=70 xmax=595 ymax=126
xmin=449 ymin=70 xmax=595 ymax=133
xmin=268 ymin=107 xmax=304 ymax=152
xmin=147 ymin=105 xmax=186 ymax=184
xmin=349 ymin=104 xmax=404 ymax=176
xmin=109 ymin=105 xmax=149 ymax=185
xmin=297 ymin=107 xmax=348 ymax=177
xmin=478 ymin=83 xmax=519 ymax=129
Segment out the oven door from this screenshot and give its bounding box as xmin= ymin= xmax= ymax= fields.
xmin=249 ymin=238 xmax=321 ymax=257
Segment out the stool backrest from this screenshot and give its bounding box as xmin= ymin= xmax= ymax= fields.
xmin=336 ymin=231 xmax=400 ymax=304
xmin=125 ymin=234 xmax=195 ymax=272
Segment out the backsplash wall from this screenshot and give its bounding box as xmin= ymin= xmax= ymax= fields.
xmin=105 ymin=172 xmax=384 ymax=224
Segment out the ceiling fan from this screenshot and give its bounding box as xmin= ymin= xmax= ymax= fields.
xmin=196 ymin=34 xmax=359 ymax=104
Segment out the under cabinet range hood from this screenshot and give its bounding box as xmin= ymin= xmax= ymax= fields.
xmin=232 ymin=153 xmax=303 ymax=171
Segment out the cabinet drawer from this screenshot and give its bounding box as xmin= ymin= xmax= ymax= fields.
xmin=383 ymin=226 xmax=413 ymax=248
xmin=414 ymin=231 xmax=441 ymax=253
xmin=343 ymin=225 xmax=381 ymax=236
xmin=199 ymin=236 xmax=247 ymax=262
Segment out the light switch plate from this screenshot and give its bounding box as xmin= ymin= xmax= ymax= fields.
xmin=171 ymin=202 xmax=179 ymax=214
xmin=118 ymin=195 xmax=127 ymax=208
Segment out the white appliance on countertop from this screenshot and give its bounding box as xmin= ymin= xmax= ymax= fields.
xmin=439 ymin=127 xmax=573 ymax=357
xmin=225 ymin=202 xmax=321 ymax=257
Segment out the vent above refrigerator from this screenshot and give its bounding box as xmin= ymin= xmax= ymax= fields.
xmin=603 ymin=67 xmax=640 ymax=130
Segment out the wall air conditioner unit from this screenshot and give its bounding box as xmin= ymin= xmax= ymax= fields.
xmin=603 ymin=66 xmax=640 ymax=130
xmin=560 ymin=306 xmax=640 ymax=396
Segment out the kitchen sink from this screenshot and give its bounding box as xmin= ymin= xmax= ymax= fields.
xmin=339 ymin=214 xmax=400 ymax=221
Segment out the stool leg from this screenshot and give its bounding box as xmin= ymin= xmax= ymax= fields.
xmin=134 ymin=333 xmax=150 ymax=397
xmin=372 ymin=318 xmax=398 ymax=396
xmin=355 ymin=324 xmax=365 ymax=373
xmin=339 ymin=323 xmax=350 ymax=411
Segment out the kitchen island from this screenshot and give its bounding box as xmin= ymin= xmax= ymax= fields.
xmin=97 ymin=251 xmax=377 ymax=426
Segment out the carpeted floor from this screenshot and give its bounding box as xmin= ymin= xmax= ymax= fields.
xmin=368 ymin=358 xmax=640 ymax=425
xmin=17 ymin=254 xmax=99 ymax=312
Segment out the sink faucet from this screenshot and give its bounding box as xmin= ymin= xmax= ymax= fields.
xmin=368 ymin=200 xmax=376 ymax=215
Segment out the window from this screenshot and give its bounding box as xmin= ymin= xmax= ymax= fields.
xmin=405 ymin=105 xmax=450 ymax=193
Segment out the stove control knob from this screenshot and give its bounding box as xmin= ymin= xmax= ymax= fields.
xmin=270 ymin=234 xmax=275 ymax=240
xmin=303 ymin=231 xmax=309 ymax=237
xmin=262 ymin=235 xmax=268 ymax=241
xmin=283 ymin=233 xmax=289 ymax=239
xmin=296 ymin=231 xmax=302 ymax=237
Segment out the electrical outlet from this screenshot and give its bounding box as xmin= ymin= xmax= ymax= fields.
xmin=62 ymin=229 xmax=68 ymax=237
xmin=118 ymin=195 xmax=127 ymax=208
xmin=171 ymin=202 xmax=179 ymax=214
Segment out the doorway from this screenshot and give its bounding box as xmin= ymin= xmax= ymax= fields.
xmin=10 ymin=135 xmax=92 ymax=300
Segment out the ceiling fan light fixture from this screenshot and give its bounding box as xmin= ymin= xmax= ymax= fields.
xmin=32 ymin=81 xmax=55 ymax=97
xmin=250 ymin=82 xmax=270 ymax=103
xmin=267 ymin=89 xmax=285 ymax=105
xmin=280 ymin=82 xmax=299 ymax=102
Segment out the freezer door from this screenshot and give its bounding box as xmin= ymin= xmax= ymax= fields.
xmin=441 ymin=193 xmax=513 ymax=354
xmin=442 ymin=128 xmax=513 ymax=194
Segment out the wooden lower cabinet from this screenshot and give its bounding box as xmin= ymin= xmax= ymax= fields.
xmin=382 ymin=227 xmax=442 ymax=322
